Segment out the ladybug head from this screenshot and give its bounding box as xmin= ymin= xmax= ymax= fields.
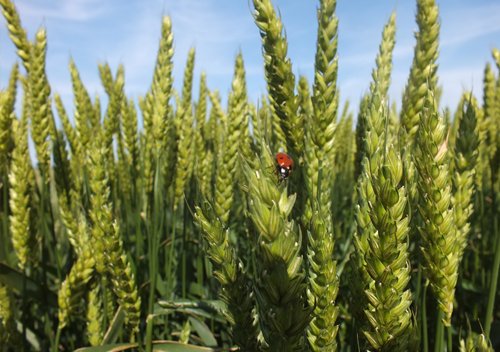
xmin=276 ymin=165 xmax=291 ymax=181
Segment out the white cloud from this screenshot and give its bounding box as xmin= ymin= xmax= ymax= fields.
xmin=438 ymin=65 xmax=485 ymax=108
xmin=15 ymin=0 xmax=110 ymax=23
xmin=441 ymin=3 xmax=500 ymax=47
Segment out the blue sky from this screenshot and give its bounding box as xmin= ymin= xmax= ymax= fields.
xmin=1 ymin=0 xmax=499 ymax=120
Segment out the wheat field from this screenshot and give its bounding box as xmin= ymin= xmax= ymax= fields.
xmin=0 ymin=0 xmax=498 ymax=351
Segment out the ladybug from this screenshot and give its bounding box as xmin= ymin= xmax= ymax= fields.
xmin=275 ymin=152 xmax=294 ymax=182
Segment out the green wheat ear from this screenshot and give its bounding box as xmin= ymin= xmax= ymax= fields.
xmin=142 ymin=16 xmax=175 ymax=196
xmin=86 ymin=283 xmax=104 ymax=346
xmin=453 ymin=97 xmax=479 ymax=259
xmin=0 ymin=63 xmax=18 ymax=175
xmin=460 ymin=332 xmax=494 ymax=352
xmin=400 ymin=0 xmax=440 ymax=147
xmin=243 ymin=144 xmax=311 ymax=351
xmin=415 ymin=91 xmax=458 ymax=326
xmin=173 ymin=48 xmax=195 ymax=209
xmin=0 ymin=93 xmax=13 ymax=176
xmin=213 ymin=53 xmax=248 ymax=225
xmin=0 ymin=0 xmax=31 ymax=71
xmin=69 ymin=58 xmax=94 ymax=155
xmin=311 ymin=0 xmax=339 ymax=159
xmin=487 ymin=49 xmax=499 ymax=160
xmin=362 ymin=146 xmax=413 ymax=351
xmin=29 ymin=27 xmax=52 ymax=180
xmin=351 ymin=12 xmax=397 ymax=333
xmin=88 ymin=137 xmax=141 ymax=337
xmin=9 ymin=116 xmax=34 ymax=270
xmin=0 ymin=283 xmax=18 ymax=345
xmin=194 ymin=207 xmax=259 ymax=350
xmin=252 ymin=0 xmax=303 ymax=156
xmin=304 ymin=1 xmax=341 ymax=350
xmin=57 ymin=230 xmax=95 ymax=330
xmin=307 ymin=211 xmax=339 ymax=352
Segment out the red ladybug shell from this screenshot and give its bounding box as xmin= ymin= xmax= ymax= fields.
xmin=275 ymin=152 xmax=293 ymax=181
